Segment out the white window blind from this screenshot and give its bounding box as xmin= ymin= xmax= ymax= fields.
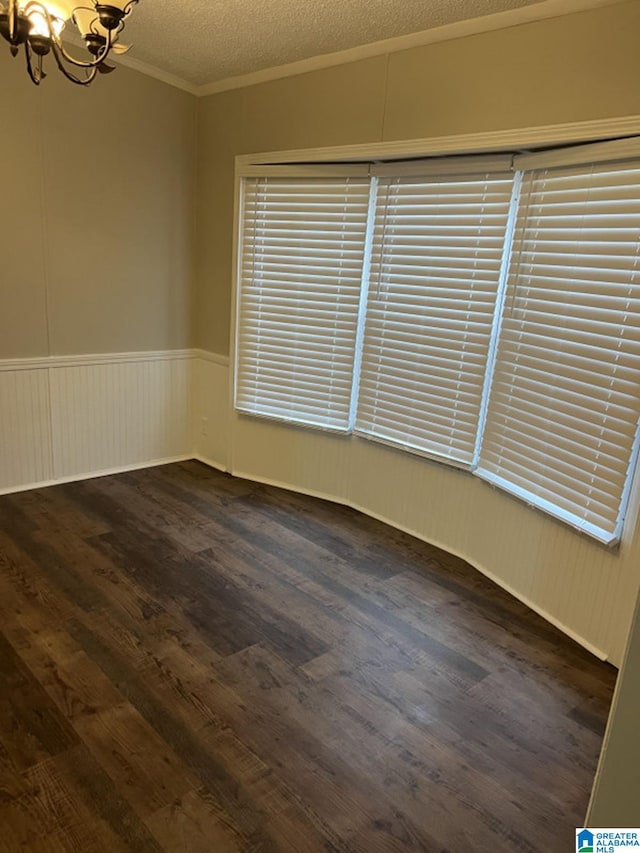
xmin=355 ymin=160 xmax=515 ymax=465
xmin=235 ymin=170 xmax=371 ymax=431
xmin=477 ymin=155 xmax=640 ymax=543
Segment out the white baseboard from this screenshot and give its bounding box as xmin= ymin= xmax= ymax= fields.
xmin=0 ymin=454 xmax=194 ymax=496
xmin=193 ymin=453 xmax=228 ymax=473
xmin=349 ymin=499 xmax=610 ymax=662
xmin=0 ymin=452 xmax=227 ymax=497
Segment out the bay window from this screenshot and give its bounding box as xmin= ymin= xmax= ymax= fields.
xmin=234 ymin=139 xmax=640 ymax=545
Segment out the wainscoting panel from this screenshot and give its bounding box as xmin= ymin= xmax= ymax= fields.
xmin=192 ymin=351 xmax=230 ymax=470
xmin=232 ymin=413 xmax=353 ymax=500
xmin=0 ymin=352 xmax=193 ymax=493
xmin=49 ymin=357 xmax=191 ymax=479
xmin=0 ymin=368 xmax=53 ymax=492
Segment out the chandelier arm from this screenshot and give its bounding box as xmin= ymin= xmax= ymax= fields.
xmin=24 ymin=41 xmax=42 ymax=84
xmin=117 ymin=0 xmax=138 ymax=21
xmin=50 ymin=39 xmax=98 ymax=84
xmin=8 ymin=0 xmax=18 ymax=42
xmin=51 ymin=25 xmax=114 ymax=68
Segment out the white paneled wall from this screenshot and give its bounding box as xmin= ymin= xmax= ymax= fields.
xmin=192 ymin=350 xmax=230 ymax=470
xmin=0 ymin=352 xmax=195 ymax=493
xmin=0 ymin=367 xmax=53 ymax=491
xmin=50 ymin=356 xmax=191 ymax=478
xmin=1 ymin=348 xmax=638 ymax=665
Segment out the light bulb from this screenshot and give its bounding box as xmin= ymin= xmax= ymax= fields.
xmin=28 ymin=13 xmax=60 ymax=37
xmin=20 ymin=1 xmax=76 ymax=38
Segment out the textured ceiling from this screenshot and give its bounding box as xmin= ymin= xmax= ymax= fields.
xmin=121 ymin=0 xmax=549 ymax=88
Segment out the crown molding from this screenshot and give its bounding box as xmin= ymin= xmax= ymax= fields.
xmin=60 ymin=30 xmax=200 ymax=95
xmin=111 ymin=54 xmax=200 ymax=95
xmin=195 ymin=0 xmax=625 ymax=97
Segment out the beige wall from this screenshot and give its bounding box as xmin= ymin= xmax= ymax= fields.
xmin=0 ymin=50 xmax=197 ymax=359
xmin=3 ymin=2 xmax=639 ymax=358
xmin=195 ymin=0 xmax=640 ymax=355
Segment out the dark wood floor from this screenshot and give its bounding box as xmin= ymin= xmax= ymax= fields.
xmin=0 ymin=461 xmax=615 ymax=852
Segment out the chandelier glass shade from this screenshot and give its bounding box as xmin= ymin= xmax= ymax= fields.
xmin=0 ymin=0 xmax=138 ymax=85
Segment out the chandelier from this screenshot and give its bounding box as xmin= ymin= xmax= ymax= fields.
xmin=0 ymin=0 xmax=138 ymax=85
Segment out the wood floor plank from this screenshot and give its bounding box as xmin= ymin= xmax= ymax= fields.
xmin=64 ymin=617 xmax=283 ymax=851
xmin=213 ymin=643 xmax=538 ymax=853
xmin=0 ymin=534 xmax=72 ymax=637
xmin=182 ymin=493 xmax=491 ymax=683
xmin=72 ymin=702 xmax=196 ymax=819
xmin=141 ymin=478 xmax=490 ymax=687
xmin=0 ymin=461 xmax=616 ymax=852
xmin=0 ymin=633 xmax=78 ymax=774
xmin=10 ymin=487 xmax=111 ymax=540
xmin=0 ymin=752 xmax=121 ymax=853
xmin=21 ymin=756 xmax=127 ymax=853
xmin=53 ymin=744 xmax=164 ymax=852
xmin=145 ymin=787 xmax=244 ymax=853
xmin=64 ymin=481 xmax=328 ymax=666
xmin=8 ymin=624 xmax=123 ymax=725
